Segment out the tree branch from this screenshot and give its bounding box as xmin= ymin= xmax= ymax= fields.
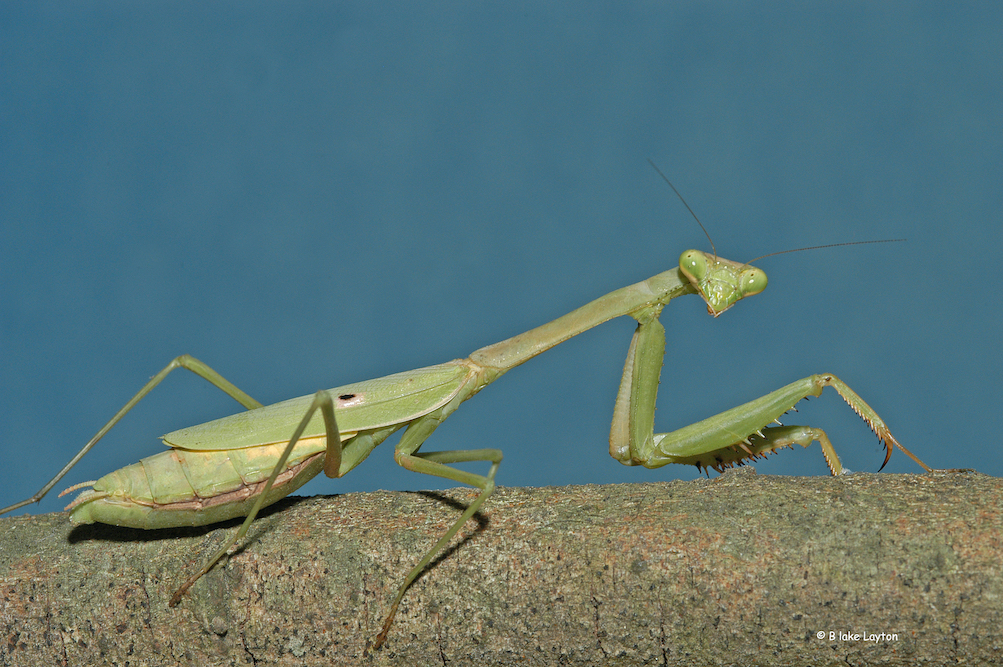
xmin=2 ymin=468 xmax=997 ymax=666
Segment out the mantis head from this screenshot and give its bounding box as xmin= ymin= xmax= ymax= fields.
xmin=646 ymin=163 xmax=767 ymax=317
xmin=679 ymin=250 xmax=767 ymax=317
xmin=649 ymin=160 xmax=900 ymax=319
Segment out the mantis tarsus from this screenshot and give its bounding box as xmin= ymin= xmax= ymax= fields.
xmin=0 ymin=181 xmax=932 ymax=651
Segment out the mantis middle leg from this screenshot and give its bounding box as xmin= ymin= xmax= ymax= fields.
xmin=369 ymin=405 xmax=503 ymax=651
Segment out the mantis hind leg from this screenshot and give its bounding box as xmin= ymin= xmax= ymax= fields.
xmin=0 ymin=354 xmax=262 ymax=516
xmin=169 ymin=388 xmax=343 ymax=606
xmin=369 ymin=410 xmax=502 ymax=652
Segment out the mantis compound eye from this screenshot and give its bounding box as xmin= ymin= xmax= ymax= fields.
xmin=679 ymin=249 xmax=709 ymax=284
xmin=738 ymin=267 xmax=767 ymax=297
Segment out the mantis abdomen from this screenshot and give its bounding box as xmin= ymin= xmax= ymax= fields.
xmin=65 ymin=437 xmax=328 ymax=529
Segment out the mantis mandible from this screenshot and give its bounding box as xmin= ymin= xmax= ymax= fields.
xmin=0 ymin=173 xmax=932 ymax=650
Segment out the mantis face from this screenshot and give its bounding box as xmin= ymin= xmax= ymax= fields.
xmin=678 ymin=250 xmax=768 ymax=317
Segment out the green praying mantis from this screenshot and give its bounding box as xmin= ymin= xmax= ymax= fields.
xmin=0 ymin=174 xmax=932 ymax=651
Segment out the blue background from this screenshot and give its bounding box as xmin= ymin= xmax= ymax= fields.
xmin=2 ymin=4 xmax=999 ymax=516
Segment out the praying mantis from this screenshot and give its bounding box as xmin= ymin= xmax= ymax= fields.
xmin=0 ymin=175 xmax=932 ymax=651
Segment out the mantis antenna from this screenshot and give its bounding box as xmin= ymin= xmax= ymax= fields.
xmin=646 ymin=159 xmax=905 ymax=264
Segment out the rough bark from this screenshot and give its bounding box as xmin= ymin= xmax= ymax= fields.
xmin=1 ymin=468 xmax=998 ymax=666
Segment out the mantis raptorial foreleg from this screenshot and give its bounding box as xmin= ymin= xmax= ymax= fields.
xmin=608 ymin=262 xmax=929 ymax=475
